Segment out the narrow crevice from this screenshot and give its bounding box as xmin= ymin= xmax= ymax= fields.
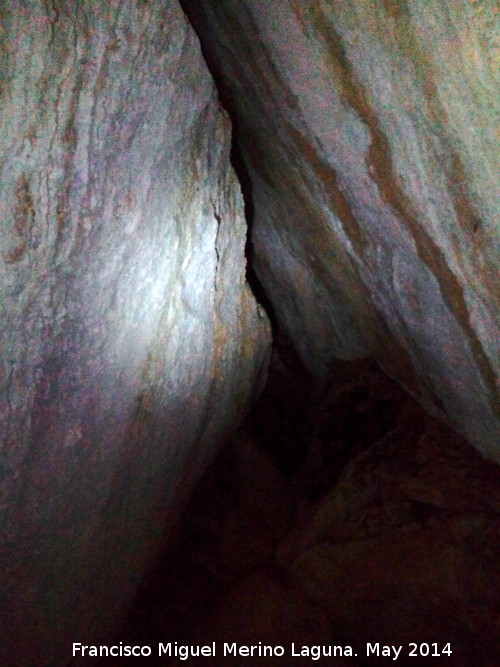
xmin=100 ymin=332 xmax=500 ymax=666
xmin=229 ymin=132 xmax=277 ymax=330
xmin=96 ymin=8 xmax=500 ymax=666
xmin=180 ymin=1 xmax=279 ymax=331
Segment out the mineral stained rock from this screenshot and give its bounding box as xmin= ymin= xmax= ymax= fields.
xmin=181 ymin=0 xmax=500 ymax=460
xmin=0 ymin=1 xmax=270 ymax=664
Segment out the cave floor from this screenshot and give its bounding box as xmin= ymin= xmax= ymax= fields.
xmin=102 ymin=333 xmax=500 ymax=667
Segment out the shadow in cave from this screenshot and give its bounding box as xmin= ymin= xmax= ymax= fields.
xmin=179 ymin=0 xmax=277 ymax=330
xmin=100 ymin=332 xmax=500 ymax=667
xmin=99 ymin=7 xmax=500 ymax=665
xmin=229 ymin=132 xmax=276 ymax=328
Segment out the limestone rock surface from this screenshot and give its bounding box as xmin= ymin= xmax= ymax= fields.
xmin=0 ymin=1 xmax=270 ymax=664
xmin=182 ymin=0 xmax=500 ymax=460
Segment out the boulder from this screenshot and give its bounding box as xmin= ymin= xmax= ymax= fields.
xmin=0 ymin=1 xmax=270 ymax=664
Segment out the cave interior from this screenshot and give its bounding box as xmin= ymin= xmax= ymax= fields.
xmin=0 ymin=1 xmax=499 ymax=666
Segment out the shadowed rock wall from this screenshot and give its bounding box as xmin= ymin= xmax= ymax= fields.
xmin=0 ymin=1 xmax=270 ymax=664
xmin=181 ymin=0 xmax=499 ymax=461
xmin=115 ymin=350 xmax=500 ymax=667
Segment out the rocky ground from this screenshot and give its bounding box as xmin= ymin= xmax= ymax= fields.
xmin=109 ymin=334 xmax=500 ymax=666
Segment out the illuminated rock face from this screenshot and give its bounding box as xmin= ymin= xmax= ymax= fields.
xmin=181 ymin=0 xmax=499 ymax=461
xmin=0 ymin=1 xmax=270 ymax=663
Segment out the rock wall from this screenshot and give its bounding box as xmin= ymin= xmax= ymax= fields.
xmin=0 ymin=1 xmax=270 ymax=664
xmin=181 ymin=0 xmax=499 ymax=461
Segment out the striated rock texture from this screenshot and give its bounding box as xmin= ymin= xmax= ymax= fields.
xmin=0 ymin=1 xmax=270 ymax=664
xmin=181 ymin=0 xmax=500 ymax=460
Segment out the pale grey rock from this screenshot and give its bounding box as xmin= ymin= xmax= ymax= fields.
xmin=181 ymin=0 xmax=500 ymax=461
xmin=0 ymin=1 xmax=270 ymax=664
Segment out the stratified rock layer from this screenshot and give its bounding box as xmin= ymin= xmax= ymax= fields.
xmin=0 ymin=2 xmax=270 ymax=664
xmin=182 ymin=0 xmax=499 ymax=460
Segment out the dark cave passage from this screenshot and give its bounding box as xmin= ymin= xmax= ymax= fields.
xmin=101 ymin=331 xmax=500 ymax=667
xmin=96 ymin=8 xmax=500 ymax=666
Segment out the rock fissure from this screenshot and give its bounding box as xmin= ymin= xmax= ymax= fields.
xmin=181 ymin=0 xmax=499 ymax=460
xmin=0 ymin=1 xmax=498 ymax=665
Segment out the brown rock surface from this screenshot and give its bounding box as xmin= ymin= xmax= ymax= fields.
xmin=282 ymin=361 xmax=500 ymax=665
xmin=0 ymin=2 xmax=270 ymax=664
xmin=285 ymin=411 xmax=500 ymax=665
xmin=208 ymin=570 xmax=339 ymax=667
xmin=128 ymin=351 xmax=499 ymax=666
xmin=181 ymin=0 xmax=500 ymax=461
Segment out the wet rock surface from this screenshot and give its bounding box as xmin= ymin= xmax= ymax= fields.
xmin=181 ymin=0 xmax=500 ymax=461
xmin=120 ymin=341 xmax=500 ymax=666
xmin=0 ymin=2 xmax=270 ymax=664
